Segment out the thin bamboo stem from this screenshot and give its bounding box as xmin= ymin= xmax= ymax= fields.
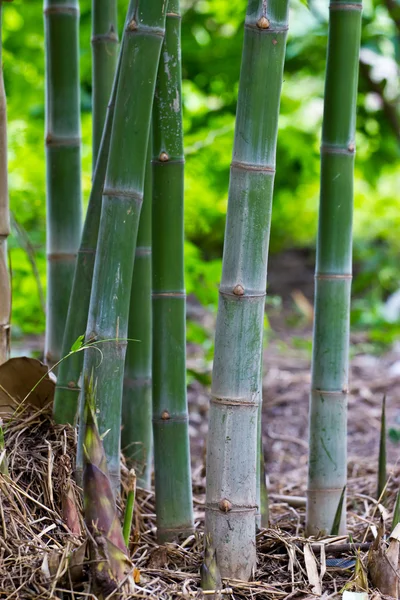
xmin=306 ymin=0 xmax=362 ymax=536
xmin=44 ymin=0 xmax=82 ymax=366
xmin=53 ymin=50 xmax=123 ymax=425
xmin=205 ymin=1 xmax=289 ymax=580
xmin=77 ymin=0 xmax=168 ymax=493
xmin=152 ymin=0 xmax=194 ymax=542
xmin=92 ymin=0 xmax=118 ymax=167
xmin=122 ymin=143 xmax=153 ymax=490
xmin=0 ymin=1 xmax=10 ymax=365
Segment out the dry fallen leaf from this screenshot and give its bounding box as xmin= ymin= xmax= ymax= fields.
xmin=0 ymin=357 xmax=55 ymax=420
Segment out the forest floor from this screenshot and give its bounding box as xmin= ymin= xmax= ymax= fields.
xmin=2 ymin=250 xmax=400 ymax=598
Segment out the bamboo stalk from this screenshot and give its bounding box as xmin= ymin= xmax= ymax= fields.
xmin=152 ymin=0 xmax=194 ymax=542
xmin=306 ymin=0 xmax=362 ymax=536
xmin=205 ymin=1 xmax=289 ymax=580
xmin=44 ymin=0 xmax=82 ymax=366
xmin=122 ymin=143 xmax=153 ymax=490
xmin=0 ymin=1 xmax=10 ymax=366
xmin=53 ymin=51 xmax=123 ymax=425
xmin=77 ymin=0 xmax=168 ymax=493
xmin=92 ymin=0 xmax=118 ymax=167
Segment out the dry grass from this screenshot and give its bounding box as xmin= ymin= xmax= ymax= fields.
xmin=0 ymin=398 xmax=398 ymax=599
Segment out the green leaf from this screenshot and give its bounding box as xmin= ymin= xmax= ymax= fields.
xmin=331 ymin=486 xmax=346 ymax=535
xmin=70 ymin=334 xmax=85 ymax=353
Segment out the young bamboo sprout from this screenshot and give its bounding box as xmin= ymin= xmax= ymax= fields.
xmin=44 ymin=0 xmax=82 ymax=366
xmin=377 ymin=396 xmax=387 ymax=501
xmin=53 ymin=53 xmax=123 ymax=425
xmin=200 ymin=534 xmax=222 ymax=593
xmin=122 ymin=146 xmax=152 ymax=490
xmin=331 ymin=485 xmax=346 ymax=536
xmin=392 ymin=490 xmax=400 ymax=531
xmin=122 ymin=469 xmax=136 ymax=547
xmin=306 ymin=0 xmax=362 ymax=536
xmin=83 ymin=377 xmax=134 ymax=596
xmin=91 ymin=0 xmax=118 ymax=167
xmin=205 ymin=0 xmax=289 ymax=580
xmin=77 ymin=0 xmax=168 ymax=492
xmin=152 ymin=0 xmax=194 ymax=542
xmin=0 ymin=0 xmax=9 ymax=366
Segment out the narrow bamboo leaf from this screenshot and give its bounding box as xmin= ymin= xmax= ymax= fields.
xmin=70 ymin=334 xmax=85 ymax=353
xmin=377 ymin=395 xmax=387 ymax=501
xmin=331 ymin=486 xmax=346 ymax=536
xmin=122 ymin=469 xmax=136 ymax=547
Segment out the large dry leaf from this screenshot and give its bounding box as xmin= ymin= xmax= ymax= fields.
xmin=0 ymin=357 xmax=55 ymax=419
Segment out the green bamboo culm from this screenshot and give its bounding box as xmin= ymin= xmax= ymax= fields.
xmin=205 ymin=1 xmax=289 ymax=580
xmin=53 ymin=51 xmax=123 ymax=425
xmin=44 ymin=0 xmax=82 ymax=366
xmin=92 ymin=0 xmax=118 ymax=166
xmin=306 ymin=0 xmax=362 ymax=536
xmin=77 ymin=0 xmax=168 ymax=493
xmin=122 ymin=144 xmax=153 ymax=490
xmin=0 ymin=0 xmax=10 ymax=366
xmin=377 ymin=395 xmax=387 ymax=501
xmin=152 ymin=0 xmax=194 ymax=542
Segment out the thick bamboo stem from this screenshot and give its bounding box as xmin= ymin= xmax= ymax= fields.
xmin=306 ymin=0 xmax=362 ymax=536
xmin=122 ymin=144 xmax=153 ymax=490
xmin=77 ymin=0 xmax=168 ymax=493
xmin=53 ymin=51 xmax=123 ymax=425
xmin=152 ymin=0 xmax=194 ymax=542
xmin=205 ymin=1 xmax=289 ymax=580
xmin=44 ymin=0 xmax=82 ymax=366
xmin=92 ymin=0 xmax=118 ymax=166
xmin=0 ymin=2 xmax=10 ymax=365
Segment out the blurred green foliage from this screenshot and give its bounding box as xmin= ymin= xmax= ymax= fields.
xmin=2 ymin=0 xmax=400 ymax=338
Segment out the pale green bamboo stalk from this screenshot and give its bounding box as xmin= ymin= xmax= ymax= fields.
xmin=44 ymin=0 xmax=82 ymax=366
xmin=122 ymin=144 xmax=152 ymax=490
xmin=92 ymin=0 xmax=118 ymax=166
xmin=306 ymin=0 xmax=362 ymax=536
xmin=77 ymin=0 xmax=168 ymax=493
xmin=0 ymin=1 xmax=10 ymax=365
xmin=205 ymin=1 xmax=289 ymax=580
xmin=152 ymin=0 xmax=194 ymax=542
xmin=53 ymin=50 xmax=123 ymax=425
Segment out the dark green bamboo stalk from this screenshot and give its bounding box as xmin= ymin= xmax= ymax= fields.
xmin=53 ymin=52 xmax=123 ymax=425
xmin=0 ymin=1 xmax=10 ymax=366
xmin=77 ymin=0 xmax=168 ymax=493
xmin=121 ymin=144 xmax=153 ymax=490
xmin=205 ymin=1 xmax=289 ymax=580
xmin=306 ymin=0 xmax=362 ymax=536
xmin=152 ymin=0 xmax=194 ymax=542
xmin=44 ymin=0 xmax=82 ymax=365
xmin=92 ymin=0 xmax=118 ymax=166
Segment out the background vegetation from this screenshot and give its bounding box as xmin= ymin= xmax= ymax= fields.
xmin=4 ymin=0 xmax=399 ymax=344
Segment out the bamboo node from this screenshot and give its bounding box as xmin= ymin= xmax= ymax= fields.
xmin=256 ymin=16 xmax=270 ymax=29
xmin=161 ymin=410 xmax=170 ymax=421
xmin=159 ymin=152 xmax=169 ymax=162
xmin=128 ymin=19 xmax=137 ymax=31
xmin=219 ymin=499 xmax=232 ymax=513
xmin=233 ymin=284 xmax=244 ymax=296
